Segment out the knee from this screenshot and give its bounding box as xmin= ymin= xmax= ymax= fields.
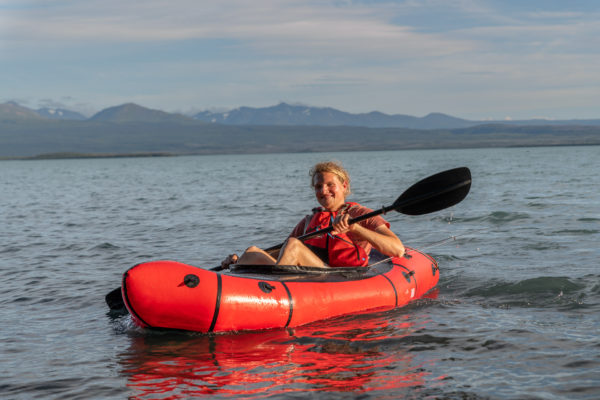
xmin=283 ymin=237 xmax=302 ymax=251
xmin=238 ymin=245 xmax=275 ymax=265
xmin=286 ymin=237 xmax=301 ymax=245
xmin=244 ymin=245 xmax=263 ymax=253
xmin=281 ymin=237 xmax=305 ymax=258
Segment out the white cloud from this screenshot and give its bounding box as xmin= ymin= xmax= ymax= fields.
xmin=2 ymin=0 xmax=599 ymax=119
xmin=2 ymin=0 xmax=474 ymax=57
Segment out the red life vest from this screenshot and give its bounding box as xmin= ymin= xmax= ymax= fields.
xmin=302 ymin=202 xmax=369 ymax=267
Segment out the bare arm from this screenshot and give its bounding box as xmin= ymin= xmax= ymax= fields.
xmin=332 ymin=214 xmax=405 ymax=258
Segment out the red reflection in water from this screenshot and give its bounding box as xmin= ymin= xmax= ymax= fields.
xmin=120 ymin=301 xmax=443 ymax=399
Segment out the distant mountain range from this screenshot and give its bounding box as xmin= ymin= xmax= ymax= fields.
xmin=0 ymin=102 xmax=47 ymax=120
xmin=194 ymin=103 xmax=474 ymax=129
xmin=193 ymin=102 xmax=600 ymax=128
xmin=2 ymin=101 xmax=600 ymax=129
xmin=2 ymin=101 xmax=599 ymax=159
xmin=89 ymin=103 xmax=194 ymax=123
xmin=36 ymin=107 xmax=86 ymax=120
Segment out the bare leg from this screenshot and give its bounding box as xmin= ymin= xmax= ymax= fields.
xmin=236 ymin=246 xmax=277 ymax=265
xmin=276 ymin=237 xmax=327 ymax=267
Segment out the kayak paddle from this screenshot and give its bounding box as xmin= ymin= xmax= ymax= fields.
xmin=263 ymin=166 xmax=471 ymax=252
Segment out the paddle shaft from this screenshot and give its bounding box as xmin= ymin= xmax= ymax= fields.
xmin=264 ymin=205 xmax=393 ymax=252
xmin=264 ymin=177 xmax=470 ymax=252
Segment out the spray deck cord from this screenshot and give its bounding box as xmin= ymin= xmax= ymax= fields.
xmin=367 ymin=228 xmax=488 ymax=268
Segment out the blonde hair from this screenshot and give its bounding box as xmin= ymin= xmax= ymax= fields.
xmin=309 ymin=161 xmax=351 ymax=195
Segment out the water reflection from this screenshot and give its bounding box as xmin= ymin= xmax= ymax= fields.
xmin=119 ymin=299 xmax=442 ymax=399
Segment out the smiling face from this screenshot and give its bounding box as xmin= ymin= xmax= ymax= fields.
xmin=312 ymin=172 xmax=348 ymax=211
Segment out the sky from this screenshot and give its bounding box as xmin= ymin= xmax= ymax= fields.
xmin=1 ymin=0 xmax=599 ymax=120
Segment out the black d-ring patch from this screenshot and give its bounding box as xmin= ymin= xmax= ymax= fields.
xmin=183 ymin=274 xmax=199 ymax=288
xmin=402 ymin=270 xmax=415 ymax=283
xmin=259 ymin=281 xmax=276 ymax=293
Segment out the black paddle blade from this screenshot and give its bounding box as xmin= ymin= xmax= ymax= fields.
xmin=105 ymin=287 xmax=126 ymax=310
xmin=393 ymin=167 xmax=471 ymax=215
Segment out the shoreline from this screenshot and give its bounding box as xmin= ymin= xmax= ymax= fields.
xmin=1 ymin=142 xmax=598 ymax=161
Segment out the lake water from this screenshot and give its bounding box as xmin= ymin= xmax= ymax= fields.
xmin=1 ymin=146 xmax=599 ymax=399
